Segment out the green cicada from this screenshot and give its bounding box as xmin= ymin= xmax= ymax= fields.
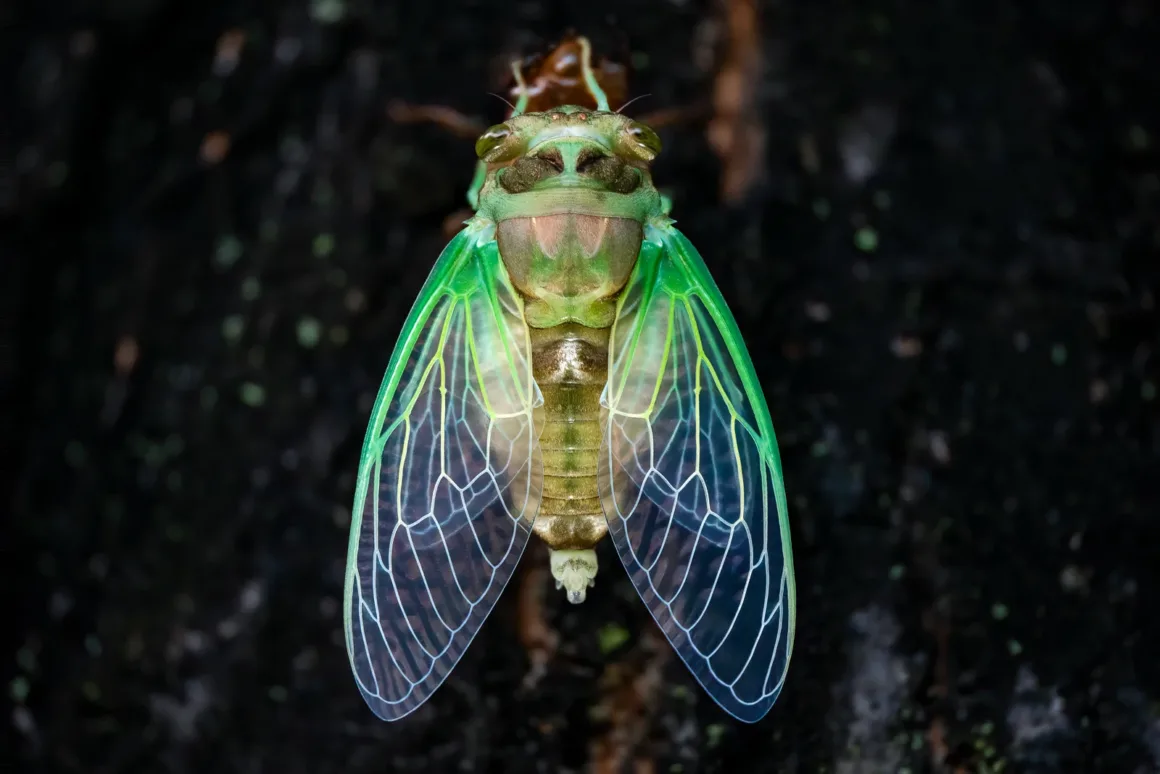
xmin=344 ymin=37 xmax=795 ymax=723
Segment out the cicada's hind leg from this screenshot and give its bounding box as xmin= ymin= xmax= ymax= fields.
xmin=387 ymin=101 xmax=485 ymax=139
xmin=387 ymin=101 xmax=487 ymax=234
xmin=635 ymin=104 xmax=709 ymax=131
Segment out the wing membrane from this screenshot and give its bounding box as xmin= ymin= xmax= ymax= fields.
xmin=344 ymin=224 xmax=542 ymax=720
xmin=599 ymin=222 xmax=795 ymax=722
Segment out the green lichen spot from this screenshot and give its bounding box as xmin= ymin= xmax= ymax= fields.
xmin=313 ymin=233 xmax=335 ymax=258
xmin=216 ymin=235 xmax=243 ymax=268
xmin=297 ymin=317 xmax=322 ymax=348
xmin=1050 ymin=343 xmax=1067 ymax=365
xmin=854 ymin=226 xmax=879 ymax=252
xmin=222 ymin=314 xmax=245 ymax=342
xmin=241 ymin=277 xmax=261 ymax=301
xmin=240 ymin=381 xmax=266 ymax=407
xmin=706 ymin=722 xmax=726 ymax=748
xmin=10 ymin=676 xmax=30 ymax=703
xmin=310 ymin=0 xmax=345 ymax=23
xmin=597 ymin=623 xmax=629 ymax=654
xmin=991 ymin=602 xmax=1009 ymax=620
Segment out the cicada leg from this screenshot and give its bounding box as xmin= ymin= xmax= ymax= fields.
xmin=465 ymin=161 xmax=487 ymax=210
xmin=624 ymin=103 xmax=707 ymax=215
xmin=635 ymin=103 xmax=709 ymax=131
xmin=439 ymin=208 xmax=474 ymax=238
xmin=386 ymin=101 xmax=488 ymax=227
xmin=431 ymin=161 xmax=487 ymax=238
xmin=386 ymin=101 xmax=486 ymax=139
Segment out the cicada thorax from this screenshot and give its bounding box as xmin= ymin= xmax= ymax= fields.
xmin=497 ymin=214 xmax=642 ymax=328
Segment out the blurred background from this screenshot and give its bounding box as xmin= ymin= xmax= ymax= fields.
xmin=6 ymin=0 xmax=1159 ymax=772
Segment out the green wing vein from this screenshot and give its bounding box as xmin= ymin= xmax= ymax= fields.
xmin=344 ymin=224 xmax=543 ymax=721
xmin=599 ymin=221 xmax=795 ymax=723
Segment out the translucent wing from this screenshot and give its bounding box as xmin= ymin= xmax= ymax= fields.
xmin=344 ymin=223 xmax=542 ymax=721
xmin=599 ymin=222 xmax=795 ymax=722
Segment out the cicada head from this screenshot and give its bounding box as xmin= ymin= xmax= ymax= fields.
xmin=473 ymin=107 xmax=667 ymax=227
xmin=477 ymin=106 xmax=661 ymax=191
xmin=474 ymin=108 xmax=666 ymax=328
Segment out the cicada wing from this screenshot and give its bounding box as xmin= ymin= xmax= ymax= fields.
xmin=344 ymin=225 xmax=543 ymax=721
xmin=598 ymin=223 xmax=795 ymax=722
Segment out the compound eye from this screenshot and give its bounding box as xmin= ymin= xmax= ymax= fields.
xmin=625 ymin=121 xmax=662 ymax=158
xmin=475 ymin=124 xmax=512 ymax=161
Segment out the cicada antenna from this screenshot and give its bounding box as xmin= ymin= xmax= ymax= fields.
xmin=577 ymin=36 xmax=611 ymax=112
xmin=510 ymin=60 xmax=530 ymax=116
xmin=616 ymin=93 xmax=652 ymax=114
xmin=487 ymin=92 xmax=517 ymax=111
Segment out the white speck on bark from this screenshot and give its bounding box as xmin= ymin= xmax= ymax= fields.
xmin=832 ymin=606 xmax=910 ymax=774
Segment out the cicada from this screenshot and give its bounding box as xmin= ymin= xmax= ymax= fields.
xmin=344 ymin=36 xmax=795 ymax=724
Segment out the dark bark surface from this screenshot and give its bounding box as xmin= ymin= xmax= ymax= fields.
xmin=8 ymin=1 xmax=1159 ymax=772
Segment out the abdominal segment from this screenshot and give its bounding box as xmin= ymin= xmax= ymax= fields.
xmin=527 ymin=324 xmax=611 ymax=550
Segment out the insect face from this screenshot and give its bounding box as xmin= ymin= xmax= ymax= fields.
xmin=476 ymin=106 xmax=661 ymax=197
